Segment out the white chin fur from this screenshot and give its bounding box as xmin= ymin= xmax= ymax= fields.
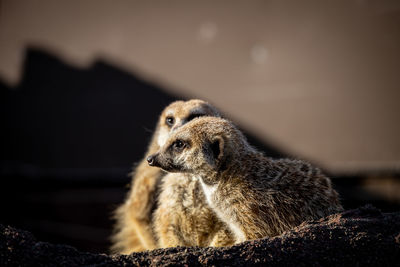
xmin=157 ymin=127 xmax=169 ymax=147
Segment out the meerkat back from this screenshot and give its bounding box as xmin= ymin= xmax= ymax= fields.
xmin=111 ymin=100 xmax=223 ymax=254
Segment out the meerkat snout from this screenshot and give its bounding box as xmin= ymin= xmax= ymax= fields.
xmin=146 ymin=153 xmax=164 ymax=168
xmin=148 ymin=137 xmax=193 ymax=173
xmin=146 ymin=155 xmax=157 ymax=166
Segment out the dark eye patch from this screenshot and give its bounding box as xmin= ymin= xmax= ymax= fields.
xmin=173 ymin=140 xmax=185 ymax=149
xmin=186 ymin=113 xmax=206 ymax=122
xmin=166 ymin=116 xmax=175 ymax=126
xmin=170 ymin=139 xmax=187 ymax=152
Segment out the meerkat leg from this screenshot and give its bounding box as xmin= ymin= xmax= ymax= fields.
xmin=153 ymin=206 xmax=189 ymax=248
xmin=125 ymin=162 xmax=161 ymax=249
xmin=111 ymin=202 xmax=147 ymax=253
xmin=153 ymin=173 xmax=196 ymax=248
xmin=111 ymin=224 xmax=144 ymax=253
xmin=112 ymin=160 xmax=160 ymax=253
xmin=112 ymin=201 xmax=157 ymax=253
xmin=209 ymin=228 xmax=235 ymax=247
xmin=125 ymin=216 xmax=157 ymax=251
xmin=160 ymin=227 xmax=189 ymax=248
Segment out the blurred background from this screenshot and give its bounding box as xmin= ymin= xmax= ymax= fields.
xmin=1 ymin=0 xmax=399 ymax=253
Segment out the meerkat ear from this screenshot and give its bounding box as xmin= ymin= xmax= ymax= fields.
xmin=210 ymin=136 xmax=225 ymax=166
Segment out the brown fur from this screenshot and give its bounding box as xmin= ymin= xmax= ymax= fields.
xmin=153 ymin=173 xmax=234 ymax=248
xmin=148 ymin=117 xmax=343 ymax=243
xmin=111 ymin=100 xmax=230 ymax=253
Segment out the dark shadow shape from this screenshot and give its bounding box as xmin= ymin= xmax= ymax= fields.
xmin=1 ymin=48 xmax=398 ymax=253
xmin=0 ymin=48 xmax=285 ymax=253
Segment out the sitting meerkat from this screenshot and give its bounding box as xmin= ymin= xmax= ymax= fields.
xmin=111 ymin=99 xmax=232 ymax=254
xmin=147 ymin=116 xmax=343 ymax=243
xmin=153 ymin=172 xmax=234 ymax=248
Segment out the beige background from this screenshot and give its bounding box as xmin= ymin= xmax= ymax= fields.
xmin=1 ymin=0 xmax=399 ymax=174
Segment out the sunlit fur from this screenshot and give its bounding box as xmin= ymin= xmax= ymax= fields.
xmin=111 ymin=100 xmax=233 ymax=254
xmin=150 ymin=117 xmax=343 ymax=243
xmin=153 ymin=173 xmax=234 ymax=248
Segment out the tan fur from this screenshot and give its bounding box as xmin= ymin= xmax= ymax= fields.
xmin=111 ymin=100 xmax=230 ymax=254
xmin=153 ymin=173 xmax=234 ymax=248
xmin=148 ymin=117 xmax=343 ymax=243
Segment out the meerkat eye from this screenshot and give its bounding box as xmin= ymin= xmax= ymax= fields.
xmin=166 ymin=116 xmax=175 ymax=126
xmin=173 ymin=140 xmax=185 ymax=150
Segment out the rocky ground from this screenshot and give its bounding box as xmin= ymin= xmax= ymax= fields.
xmin=1 ymin=205 xmax=399 ymax=266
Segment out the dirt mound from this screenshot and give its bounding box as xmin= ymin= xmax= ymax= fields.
xmin=1 ymin=205 xmax=399 ymax=266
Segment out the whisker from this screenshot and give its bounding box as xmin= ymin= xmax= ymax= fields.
xmin=143 ymin=126 xmax=154 ymax=134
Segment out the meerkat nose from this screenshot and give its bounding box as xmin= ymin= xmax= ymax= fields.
xmin=147 ymin=155 xmax=155 ymax=166
xmin=146 ymin=155 xmax=156 ymax=166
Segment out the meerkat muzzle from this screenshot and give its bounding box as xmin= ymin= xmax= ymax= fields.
xmin=146 ymin=155 xmax=155 ymax=166
xmin=147 ymin=154 xmax=160 ymax=167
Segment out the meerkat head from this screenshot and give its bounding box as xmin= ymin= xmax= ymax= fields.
xmin=147 ymin=117 xmax=250 ymax=180
xmin=156 ymin=99 xmax=221 ymax=148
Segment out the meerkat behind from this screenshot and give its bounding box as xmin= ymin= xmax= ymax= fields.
xmin=111 ymin=100 xmax=224 ymax=254
xmin=147 ymin=117 xmax=343 ymax=243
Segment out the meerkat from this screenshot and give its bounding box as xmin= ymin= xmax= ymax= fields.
xmin=147 ymin=116 xmax=343 ymax=243
xmin=111 ymin=99 xmax=232 ymax=254
xmin=153 ymin=172 xmax=235 ymax=248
